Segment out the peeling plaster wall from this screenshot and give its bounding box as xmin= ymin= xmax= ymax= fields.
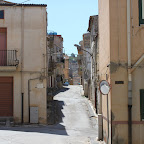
xmin=89 ymin=16 xmax=98 ymax=109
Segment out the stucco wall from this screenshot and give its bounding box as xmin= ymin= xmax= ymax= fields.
xmin=98 ymin=0 xmax=111 ymax=143
xmin=132 ymin=61 xmax=144 ymax=144
xmin=101 ymin=0 xmax=144 ymax=143
xmin=0 ymin=6 xmax=47 ymax=124
xmin=109 ymin=1 xmax=128 ymax=143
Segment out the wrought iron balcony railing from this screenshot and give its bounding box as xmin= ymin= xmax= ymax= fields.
xmin=0 ymin=50 xmax=19 ymax=66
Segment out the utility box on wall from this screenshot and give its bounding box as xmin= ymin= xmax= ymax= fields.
xmin=30 ymin=107 xmax=38 ymax=124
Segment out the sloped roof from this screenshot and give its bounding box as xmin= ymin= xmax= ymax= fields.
xmin=0 ymin=1 xmax=47 ymax=7
xmin=0 ymin=0 xmax=14 ymax=4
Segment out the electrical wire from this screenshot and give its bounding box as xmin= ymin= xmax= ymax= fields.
xmin=21 ymin=0 xmax=30 ymax=4
xmin=0 ymin=0 xmax=31 ymax=11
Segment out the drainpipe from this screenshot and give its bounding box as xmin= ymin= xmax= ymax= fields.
xmin=21 ymin=6 xmax=24 ymax=123
xmin=127 ymin=0 xmax=132 ymax=144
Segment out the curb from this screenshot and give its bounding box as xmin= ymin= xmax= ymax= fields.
xmin=80 ymin=86 xmax=105 ymax=144
xmin=86 ymin=99 xmax=98 ymax=129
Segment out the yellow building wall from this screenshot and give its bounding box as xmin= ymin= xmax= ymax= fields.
xmin=0 ymin=6 xmax=47 ymax=124
xmin=109 ymin=0 xmax=128 ymax=143
xmin=107 ymin=0 xmax=144 ymax=143
xmin=99 ymin=0 xmax=111 ymax=143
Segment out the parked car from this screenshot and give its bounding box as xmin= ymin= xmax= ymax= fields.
xmin=63 ymin=82 xmax=69 ymax=86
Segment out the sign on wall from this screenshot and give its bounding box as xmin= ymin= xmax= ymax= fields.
xmin=37 ymin=84 xmax=44 ymax=89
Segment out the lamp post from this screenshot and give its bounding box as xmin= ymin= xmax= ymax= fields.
xmin=74 ymin=44 xmax=93 ymax=57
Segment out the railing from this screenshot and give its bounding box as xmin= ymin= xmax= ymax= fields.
xmin=0 ymin=50 xmax=19 ymax=66
xmin=48 ymin=60 xmax=56 ymax=71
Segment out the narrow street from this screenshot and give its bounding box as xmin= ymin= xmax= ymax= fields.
xmin=0 ymin=85 xmax=99 ymax=144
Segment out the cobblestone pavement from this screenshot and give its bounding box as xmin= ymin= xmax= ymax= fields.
xmin=0 ymin=85 xmax=103 ymax=144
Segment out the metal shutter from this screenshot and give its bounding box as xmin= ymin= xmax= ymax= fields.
xmin=0 ymin=77 xmax=13 ymax=117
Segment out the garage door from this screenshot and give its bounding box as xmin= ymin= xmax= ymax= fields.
xmin=0 ymin=77 xmax=13 ymax=117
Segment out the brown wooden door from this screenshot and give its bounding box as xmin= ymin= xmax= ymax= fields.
xmin=0 ymin=28 xmax=7 ymax=66
xmin=0 ymin=77 xmax=13 ymax=117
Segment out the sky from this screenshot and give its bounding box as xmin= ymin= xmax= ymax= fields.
xmin=11 ymin=0 xmax=98 ymax=55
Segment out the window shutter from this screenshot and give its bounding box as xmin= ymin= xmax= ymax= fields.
xmin=0 ymin=10 xmax=4 ymax=19
xmin=140 ymin=89 xmax=144 ymax=120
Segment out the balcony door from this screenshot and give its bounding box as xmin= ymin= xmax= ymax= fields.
xmin=0 ymin=28 xmax=7 ymax=66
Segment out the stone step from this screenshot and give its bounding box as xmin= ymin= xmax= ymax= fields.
xmin=0 ymin=117 xmax=14 ymax=127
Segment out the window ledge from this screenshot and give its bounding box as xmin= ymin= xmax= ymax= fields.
xmin=0 ymin=66 xmax=17 ymax=72
xmin=139 ymin=24 xmax=144 ymax=27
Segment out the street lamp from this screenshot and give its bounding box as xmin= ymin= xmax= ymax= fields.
xmin=74 ymin=44 xmax=93 ymax=57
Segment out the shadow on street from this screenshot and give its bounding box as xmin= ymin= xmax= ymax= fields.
xmin=0 ymin=87 xmax=70 ymax=136
xmin=0 ymin=124 xmax=68 ymax=136
xmin=52 ymin=86 xmax=70 ymax=96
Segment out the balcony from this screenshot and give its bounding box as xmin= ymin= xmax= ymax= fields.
xmin=0 ymin=50 xmax=19 ymax=71
xmin=48 ymin=60 xmax=56 ymax=76
xmin=56 ymin=57 xmax=64 ymax=64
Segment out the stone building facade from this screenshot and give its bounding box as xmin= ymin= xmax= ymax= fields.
xmin=47 ymin=34 xmax=64 ymax=90
xmin=63 ymin=55 xmax=69 ymax=82
xmin=87 ymin=15 xmax=99 ymax=112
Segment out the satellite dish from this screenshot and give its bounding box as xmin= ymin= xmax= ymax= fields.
xmin=99 ymin=80 xmax=110 ymax=95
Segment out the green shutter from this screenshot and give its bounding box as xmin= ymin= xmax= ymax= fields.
xmin=140 ymin=89 xmax=144 ymax=120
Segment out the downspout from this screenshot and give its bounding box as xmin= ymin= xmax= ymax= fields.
xmin=127 ymin=0 xmax=132 ymax=144
xmin=21 ymin=6 xmax=24 ymax=123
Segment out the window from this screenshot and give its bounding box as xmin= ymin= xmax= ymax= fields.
xmin=139 ymin=0 xmax=144 ymax=24
xmin=140 ymin=89 xmax=144 ymax=120
xmin=0 ymin=10 xmax=4 ymax=19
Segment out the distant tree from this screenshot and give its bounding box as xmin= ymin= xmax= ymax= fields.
xmin=71 ymin=53 xmax=75 ymax=57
